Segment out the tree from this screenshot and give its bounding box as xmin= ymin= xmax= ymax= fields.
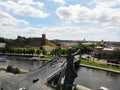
xmin=50 ymin=49 xmax=56 ymax=55
xmin=61 ymin=48 xmax=68 ymax=55
xmin=30 ymin=48 xmax=35 ymax=55
xmin=0 ymin=48 xmax=6 ymax=53
xmin=23 ymin=48 xmax=27 ymax=55
xmin=6 ymin=65 xmax=20 ymax=74
xmin=6 ymin=65 xmax=13 ymax=72
xmin=40 ymin=46 xmax=43 ymax=50
xmin=36 ymin=49 xmax=41 ymax=55
xmin=13 ymin=68 xmax=20 ymax=74
xmin=26 ymin=48 xmax=35 ymax=55
xmin=42 ymin=49 xmax=47 ymax=55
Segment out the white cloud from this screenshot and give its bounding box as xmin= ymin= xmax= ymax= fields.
xmin=0 ymin=0 xmax=119 ymax=41
xmin=56 ymin=6 xmax=72 ymax=20
xmin=54 ymin=0 xmax=65 ymax=4
xmin=0 ymin=0 xmax=18 ymax=11
xmin=18 ymin=0 xmax=44 ymax=8
xmin=0 ymin=0 xmax=49 ymax=18
xmin=0 ymin=11 xmax=29 ymax=26
xmin=56 ymin=4 xmax=120 ymax=26
xmin=0 ymin=26 xmax=82 ymax=39
xmin=1 ymin=25 xmax=120 ymax=41
xmin=14 ymin=5 xmax=49 ymax=18
xmin=92 ymin=0 xmax=120 ymax=7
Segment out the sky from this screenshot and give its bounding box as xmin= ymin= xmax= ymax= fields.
xmin=0 ymin=0 xmax=120 ymax=41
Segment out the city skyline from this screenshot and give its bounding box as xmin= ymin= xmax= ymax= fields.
xmin=0 ymin=0 xmax=120 ymax=41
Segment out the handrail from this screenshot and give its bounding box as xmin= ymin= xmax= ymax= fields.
xmin=30 ymin=55 xmax=62 ymax=72
xmin=72 ymin=49 xmax=81 ymax=56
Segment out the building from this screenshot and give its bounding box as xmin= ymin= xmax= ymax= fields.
xmin=17 ymin=36 xmax=25 ymax=41
xmin=42 ymin=34 xmax=46 ymax=39
xmin=94 ymin=46 xmax=104 ymax=56
xmin=102 ymin=48 xmax=114 ymax=55
xmin=94 ymin=46 xmax=115 ymax=59
xmin=43 ymin=45 xmax=69 ymax=52
xmin=94 ymin=46 xmax=115 ymax=53
xmin=94 ymin=46 xmax=104 ymax=52
xmin=61 ymin=41 xmax=79 ymax=47
xmin=0 ymin=43 xmax=6 ymax=48
xmin=43 ymin=45 xmax=56 ymax=52
xmin=10 ymin=34 xmax=47 ymax=47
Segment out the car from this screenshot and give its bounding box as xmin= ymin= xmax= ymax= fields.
xmin=100 ymin=86 xmax=109 ymax=90
xmin=29 ymin=57 xmax=39 ymax=61
xmin=51 ymin=65 xmax=56 ymax=68
xmin=33 ymin=78 xmax=39 ymax=83
xmin=19 ymin=87 xmax=26 ymax=90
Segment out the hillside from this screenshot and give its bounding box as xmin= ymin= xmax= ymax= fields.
xmin=45 ymin=39 xmax=55 ymax=46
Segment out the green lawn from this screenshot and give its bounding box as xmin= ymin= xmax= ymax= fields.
xmin=43 ymin=56 xmax=54 ymax=60
xmin=0 ymin=67 xmax=6 ymax=71
xmin=81 ymin=60 xmax=120 ymax=71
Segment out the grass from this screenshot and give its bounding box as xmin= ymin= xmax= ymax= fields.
xmin=81 ymin=60 xmax=120 ymax=71
xmin=19 ymin=71 xmax=27 ymax=74
xmin=53 ymin=85 xmax=83 ymax=90
xmin=43 ymin=56 xmax=54 ymax=60
xmin=45 ymin=39 xmax=56 ymax=46
xmin=0 ymin=67 xmax=6 ymax=71
xmin=0 ymin=67 xmax=27 ymax=74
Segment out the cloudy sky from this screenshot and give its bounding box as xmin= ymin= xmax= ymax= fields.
xmin=0 ymin=0 xmax=120 ymax=41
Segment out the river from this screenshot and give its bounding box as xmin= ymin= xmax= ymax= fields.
xmin=74 ymin=66 xmax=120 ymax=90
xmin=0 ymin=56 xmax=45 ymax=71
xmin=0 ymin=56 xmax=120 ymax=90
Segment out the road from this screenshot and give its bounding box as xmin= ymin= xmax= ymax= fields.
xmin=0 ymin=56 xmax=65 ymax=90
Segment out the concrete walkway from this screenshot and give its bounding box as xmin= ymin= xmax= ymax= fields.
xmin=80 ymin=64 xmax=120 ymax=74
xmin=75 ymin=84 xmax=92 ymax=90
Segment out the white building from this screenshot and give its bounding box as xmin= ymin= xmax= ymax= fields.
xmin=0 ymin=43 xmax=6 ymax=48
xmin=61 ymin=42 xmax=79 ymax=46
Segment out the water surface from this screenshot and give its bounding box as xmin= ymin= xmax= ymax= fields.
xmin=74 ymin=66 xmax=120 ymax=90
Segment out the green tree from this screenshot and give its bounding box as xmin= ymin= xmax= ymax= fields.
xmin=50 ymin=49 xmax=58 ymax=55
xmin=0 ymin=48 xmax=6 ymax=53
xmin=36 ymin=49 xmax=41 ymax=55
xmin=13 ymin=68 xmax=20 ymax=74
xmin=6 ymin=65 xmax=13 ymax=72
xmin=42 ymin=49 xmax=47 ymax=55
xmin=30 ymin=48 xmax=35 ymax=55
xmin=40 ymin=46 xmax=43 ymax=50
xmin=61 ymin=48 xmax=68 ymax=55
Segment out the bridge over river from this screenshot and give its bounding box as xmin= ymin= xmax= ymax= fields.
xmin=0 ymin=50 xmax=80 ymax=90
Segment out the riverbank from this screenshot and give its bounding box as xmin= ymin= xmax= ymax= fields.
xmin=80 ymin=60 xmax=120 ymax=74
xmin=0 ymin=53 xmax=55 ymax=61
xmin=0 ymin=66 xmax=27 ymax=74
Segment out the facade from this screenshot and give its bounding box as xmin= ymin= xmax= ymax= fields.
xmin=42 ymin=34 xmax=46 ymax=39
xmin=61 ymin=41 xmax=79 ymax=47
xmin=94 ymin=46 xmax=115 ymax=59
xmin=17 ymin=36 xmax=25 ymax=41
xmin=94 ymin=46 xmax=104 ymax=53
xmin=14 ymin=34 xmax=46 ymax=47
xmin=0 ymin=43 xmax=6 ymax=48
xmin=43 ymin=45 xmax=69 ymax=52
xmin=43 ymin=45 xmax=56 ymax=52
xmin=102 ymin=48 xmax=114 ymax=55
xmin=94 ymin=46 xmax=115 ymax=54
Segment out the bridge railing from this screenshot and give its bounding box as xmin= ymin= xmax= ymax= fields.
xmin=42 ymin=56 xmax=61 ymax=66
xmin=30 ymin=55 xmax=62 ymax=72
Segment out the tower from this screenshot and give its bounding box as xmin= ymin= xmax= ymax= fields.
xmin=41 ymin=34 xmax=46 ymax=46
xmin=42 ymin=34 xmax=46 ymax=39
